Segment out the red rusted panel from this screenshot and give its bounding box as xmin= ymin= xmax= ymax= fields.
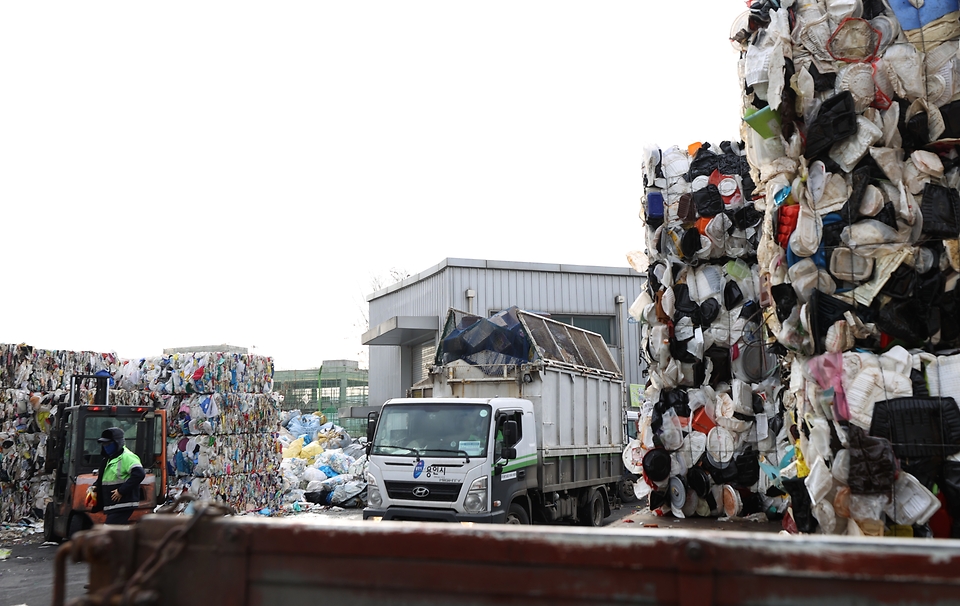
xmin=68 ymin=516 xmax=960 ymax=606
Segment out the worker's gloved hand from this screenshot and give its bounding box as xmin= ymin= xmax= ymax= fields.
xmin=84 ymin=487 xmax=97 ymax=508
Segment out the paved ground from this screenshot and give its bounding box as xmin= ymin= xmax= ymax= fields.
xmin=610 ymin=502 xmax=784 ymax=533
xmin=0 ymin=537 xmax=87 ymax=606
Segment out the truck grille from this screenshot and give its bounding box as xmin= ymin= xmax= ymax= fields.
xmin=385 ymin=481 xmax=463 ymax=502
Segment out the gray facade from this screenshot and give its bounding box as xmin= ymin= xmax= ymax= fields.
xmin=362 ymin=258 xmax=646 ymax=409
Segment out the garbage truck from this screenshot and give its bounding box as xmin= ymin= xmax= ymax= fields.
xmin=362 ymin=307 xmax=628 ymax=525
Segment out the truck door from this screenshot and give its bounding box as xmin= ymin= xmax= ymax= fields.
xmin=492 ymin=410 xmax=537 ymax=509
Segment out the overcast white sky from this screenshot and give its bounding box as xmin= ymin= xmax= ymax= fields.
xmin=1 ymin=1 xmax=747 ymax=370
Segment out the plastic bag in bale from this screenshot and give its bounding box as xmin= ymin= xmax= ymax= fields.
xmin=687 ymin=144 xmax=722 ymax=182
xmin=875 ymin=298 xmax=929 ymax=344
xmin=672 ymin=284 xmax=701 ymax=325
xmin=920 ymin=183 xmax=960 ymax=239
xmin=699 ymin=298 xmax=721 ymax=328
xmin=804 ymin=91 xmax=858 ymax=159
xmin=694 ymin=185 xmax=724 ymax=217
xmin=704 ymin=346 xmax=732 ymax=387
xmin=782 ymin=476 xmax=820 ymax=533
xmin=880 ymin=263 xmax=918 ymax=300
xmin=940 ymin=460 xmax=960 ymax=537
xmin=847 ymin=425 xmax=898 ymax=496
xmin=733 ymin=449 xmax=761 ymax=488
xmin=809 ymin=290 xmax=856 ymax=353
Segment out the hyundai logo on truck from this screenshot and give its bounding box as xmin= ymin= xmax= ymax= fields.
xmin=412 ymin=486 xmax=430 ymax=498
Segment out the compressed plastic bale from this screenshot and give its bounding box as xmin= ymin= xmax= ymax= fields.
xmin=804 ymin=92 xmax=858 ymax=159
xmin=920 ymin=183 xmax=960 ymax=239
xmin=887 ymin=0 xmax=960 ymax=52
xmin=884 ymin=471 xmax=941 ymax=526
xmin=829 ymin=115 xmax=883 ymax=172
xmin=836 ymin=62 xmax=877 ymax=113
xmin=789 ymin=204 xmax=823 ymax=257
xmin=846 ymin=425 xmax=898 ymax=495
xmin=868 ymin=396 xmax=960 ymax=459
xmin=832 ymin=449 xmax=851 ymax=485
xmin=829 ymin=247 xmax=873 ymax=282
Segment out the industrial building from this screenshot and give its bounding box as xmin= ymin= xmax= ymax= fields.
xmin=360 ymin=258 xmax=646 ymax=415
xmin=272 ymin=368 xmax=321 ymax=411
xmin=274 ymin=361 xmax=369 ymax=435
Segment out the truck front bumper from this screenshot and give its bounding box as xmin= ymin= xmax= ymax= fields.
xmin=363 ymin=507 xmax=507 ymax=523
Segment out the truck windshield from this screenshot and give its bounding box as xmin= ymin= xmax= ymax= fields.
xmin=372 ymin=403 xmax=492 ymax=458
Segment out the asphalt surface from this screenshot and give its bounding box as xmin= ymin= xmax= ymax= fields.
xmin=0 ymin=538 xmax=87 ymax=606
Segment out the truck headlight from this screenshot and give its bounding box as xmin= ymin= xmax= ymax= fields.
xmin=366 ymin=472 xmax=382 ymax=508
xmin=463 ymin=476 xmax=487 ymax=514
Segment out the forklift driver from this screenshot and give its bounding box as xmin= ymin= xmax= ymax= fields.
xmin=90 ymin=427 xmax=145 ymax=525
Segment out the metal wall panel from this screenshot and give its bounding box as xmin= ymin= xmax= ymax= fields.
xmin=366 ymin=260 xmax=645 ymax=408
xmin=533 ymin=370 xmax=622 ymax=452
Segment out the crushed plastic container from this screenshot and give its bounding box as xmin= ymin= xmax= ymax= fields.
xmin=884 ymin=472 xmax=941 ymax=526
xmin=743 ymin=106 xmax=781 ymax=139
xmin=829 ymin=247 xmax=874 ymax=282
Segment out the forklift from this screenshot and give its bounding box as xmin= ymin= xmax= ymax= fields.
xmin=43 ymin=373 xmax=167 ymax=541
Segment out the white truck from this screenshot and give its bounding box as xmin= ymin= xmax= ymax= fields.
xmin=363 ymin=307 xmax=628 ymax=525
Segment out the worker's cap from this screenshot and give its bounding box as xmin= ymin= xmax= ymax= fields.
xmin=97 ymin=428 xmax=123 ymax=443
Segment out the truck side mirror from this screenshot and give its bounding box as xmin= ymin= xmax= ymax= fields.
xmin=366 ymin=412 xmax=379 ymax=444
xmin=503 ymin=420 xmax=518 ymax=446
xmin=501 ymin=446 xmax=517 ymax=460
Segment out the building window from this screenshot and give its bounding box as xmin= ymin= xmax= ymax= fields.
xmin=547 ymin=315 xmax=613 ymax=344
xmin=411 ymin=342 xmax=437 ymax=385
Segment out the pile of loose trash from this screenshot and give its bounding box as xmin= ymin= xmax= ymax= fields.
xmin=274 ymin=410 xmax=368 ymax=512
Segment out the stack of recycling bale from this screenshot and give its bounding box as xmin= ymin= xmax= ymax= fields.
xmin=733 ymin=0 xmax=960 ymax=536
xmin=0 ymin=344 xmax=122 ymax=522
xmin=630 ymin=141 xmax=791 ymax=520
xmin=119 ymin=353 xmax=282 ymax=513
xmin=0 ymin=344 xmax=281 ymax=521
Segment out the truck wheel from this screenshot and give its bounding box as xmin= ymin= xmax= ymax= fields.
xmin=505 ymin=503 xmax=529 ymax=525
xmin=619 ymin=479 xmax=638 ymax=504
xmin=43 ymin=503 xmax=61 ymax=543
xmin=580 ymin=491 xmax=604 ymax=527
xmin=67 ymin=513 xmax=86 ymax=539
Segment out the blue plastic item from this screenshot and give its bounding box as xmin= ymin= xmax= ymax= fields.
xmin=646 ymin=191 xmax=664 ymax=221
xmin=887 ymin=0 xmax=959 ymax=30
xmin=785 ymin=240 xmax=826 ymax=268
